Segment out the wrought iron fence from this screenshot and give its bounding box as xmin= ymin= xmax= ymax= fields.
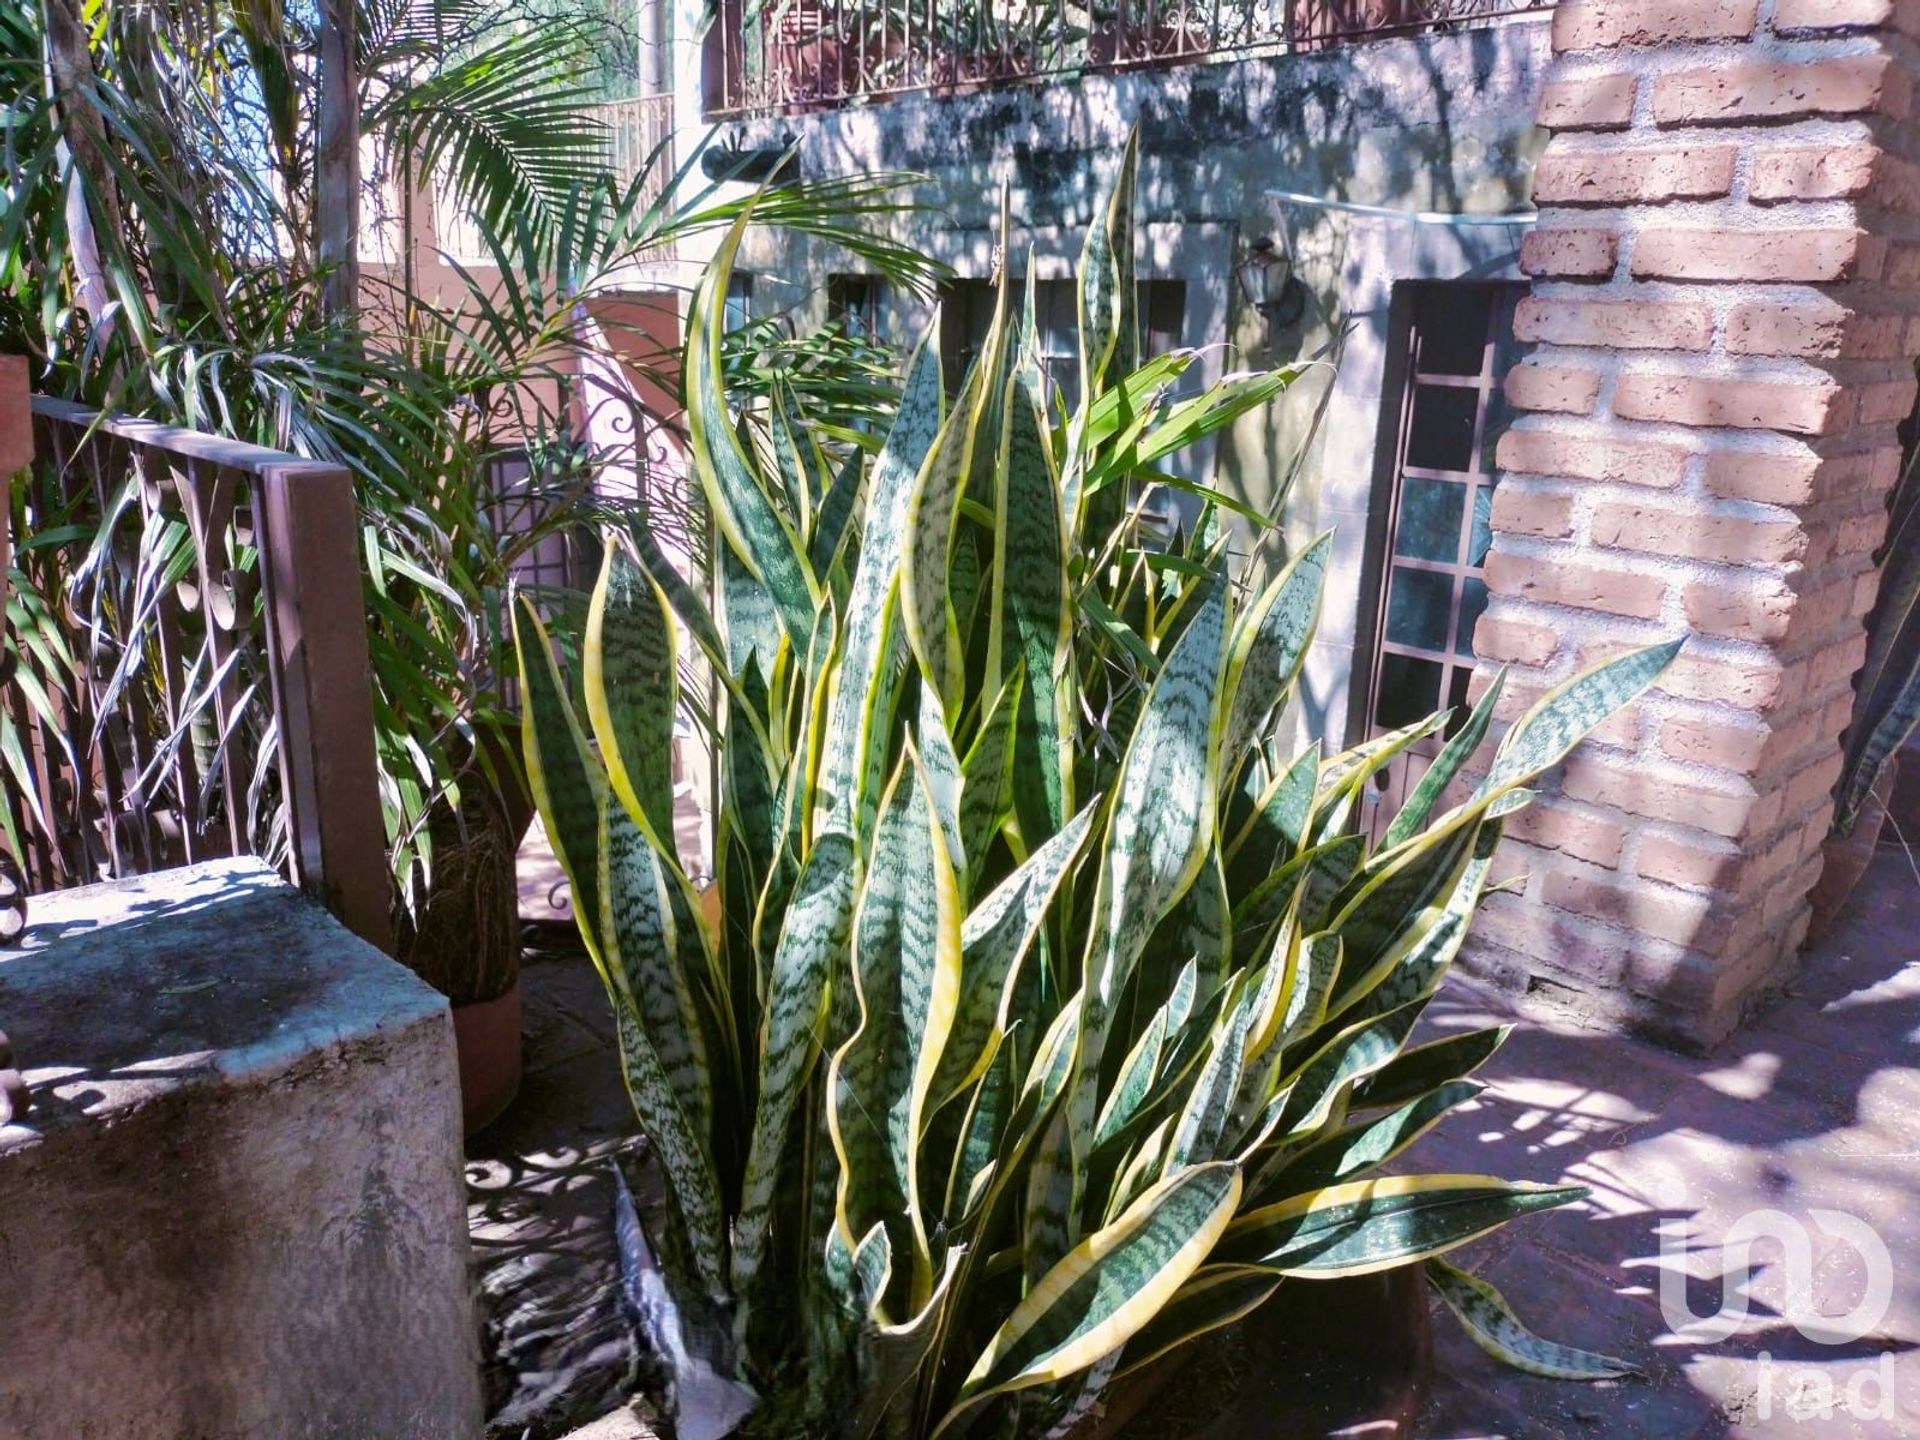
xmin=601 ymin=94 xmax=680 ymax=258
xmin=4 ymin=399 xmax=391 ymax=964
xmin=706 ymin=0 xmax=1553 ymax=114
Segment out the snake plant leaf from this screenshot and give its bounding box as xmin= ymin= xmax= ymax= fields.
xmin=1220 ymin=1175 xmax=1585 ymax=1276
xmin=1106 ymin=1115 xmax=1176 ymax=1222
xmin=993 ymin=372 xmax=1074 ymax=845
xmin=1379 ymin=668 xmax=1505 ymax=852
xmin=1224 ymin=742 xmax=1319 ymax=890
xmin=851 ymin=1249 xmax=967 ymax=1438
xmin=818 ymin=334 xmax=945 ymax=833
xmin=1220 ymin=533 xmax=1331 ymax=768
xmin=732 ymin=829 xmax=860 ymax=1304
xmin=918 ymin=678 xmax=967 ymax=871
xmin=1115 ymin=1265 xmax=1284 ymax=1380
xmin=1476 ymin=639 xmax=1683 ymax=803
xmin=1167 ymin=980 xmax=1258 ymax=1170
xmin=828 ymin=749 xmax=963 ymax=1311
xmin=1310 ymin=714 xmax=1449 ymax=845
xmin=685 ymin=209 xmax=820 ymax=643
xmin=513 ymin=594 xmax=604 ymax=949
xmin=586 ymin=537 xmax=679 ymax=846
xmin=1353 ymin=1024 xmax=1513 ymax=1111
xmin=945 ymin=1160 xmax=1240 ymax=1429
xmin=901 ymin=356 xmax=985 ymax=711
xmin=933 ymin=802 xmax=1100 ymax=1110
xmin=948 ymin=1035 xmax=1016 ymax=1224
xmin=720 ymin=537 xmax=784 ymax=681
xmin=1295 ymin=832 xmax=1367 ymax=936
xmin=1075 ymin=127 xmax=1139 ymax=428
xmin=625 ymin=515 xmax=727 ymax=679
xmin=1025 ymin=1105 xmax=1081 ymax=1285
xmin=1094 ymin=960 xmax=1190 ymax=1147
xmin=959 ymin=666 xmax=1023 ymax=882
xmin=1272 ymin=996 xmax=1428 ymax=1145
xmin=811 ymin=447 xmax=865 ymax=576
xmin=1427 ymin=1259 xmax=1639 ymax=1380
xmin=602 ymin=797 xmax=714 ymax=1148
xmin=1274 ymin=1080 xmax=1484 ymax=1196
xmin=1327 ymin=812 xmax=1487 ymax=1003
xmin=771 ymin=380 xmax=832 ymax=537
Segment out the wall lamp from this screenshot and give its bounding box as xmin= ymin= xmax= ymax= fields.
xmin=1235 ymin=236 xmax=1307 ymax=337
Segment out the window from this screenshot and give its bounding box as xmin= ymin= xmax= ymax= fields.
xmin=1360 ymin=281 xmax=1524 ymax=836
xmin=828 ymin=275 xmax=889 ymax=345
xmin=938 ymin=277 xmax=1187 ymax=409
xmin=724 ymin=272 xmax=754 ymax=331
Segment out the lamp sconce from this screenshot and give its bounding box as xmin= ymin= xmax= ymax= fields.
xmin=1235 ymin=236 xmax=1307 ymax=339
xmin=702 ymin=130 xmax=799 ymax=185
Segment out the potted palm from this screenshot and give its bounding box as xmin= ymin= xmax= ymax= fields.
xmin=514 ymin=139 xmax=1649 ymax=1438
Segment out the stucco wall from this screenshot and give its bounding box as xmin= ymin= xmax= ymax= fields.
xmin=696 ymin=22 xmax=1552 ymax=744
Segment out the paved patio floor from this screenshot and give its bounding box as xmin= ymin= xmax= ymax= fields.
xmin=490 ymin=832 xmax=1920 ymax=1439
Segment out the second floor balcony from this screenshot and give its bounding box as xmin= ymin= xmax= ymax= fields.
xmin=705 ymin=0 xmax=1554 ymax=116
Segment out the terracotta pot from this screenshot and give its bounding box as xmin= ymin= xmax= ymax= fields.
xmin=1078 ymin=1267 xmax=1432 ymax=1440
xmin=1806 ymin=759 xmax=1899 ymax=946
xmin=453 ymin=981 xmax=522 ymax=1135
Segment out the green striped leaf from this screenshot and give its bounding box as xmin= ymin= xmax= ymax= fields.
xmin=992 ymin=372 xmax=1074 ymax=845
xmin=1220 ymin=533 xmax=1331 ymax=768
xmin=901 ymin=356 xmax=985 ymax=710
xmin=827 ymin=750 xmax=963 ymax=1311
xmin=1076 ymin=128 xmax=1139 ymax=422
xmin=1273 ymin=1081 xmax=1483 ymax=1195
xmin=1116 ymin=1266 xmax=1283 ymax=1379
xmin=1427 ymin=1259 xmax=1639 ymax=1380
xmin=811 ymin=448 xmax=865 ymax=576
xmin=1379 ymin=668 xmax=1505 ymax=851
xmin=959 ymin=667 xmax=1022 ymax=883
xmin=1220 ymin=1175 xmax=1585 ymax=1276
xmin=1166 ymin=982 xmax=1257 ymax=1170
xmin=732 ymin=830 xmax=859 ymax=1304
xmin=919 ymin=678 xmax=967 ymax=873
xmin=817 ymin=335 xmax=945 ymax=833
xmin=513 ymin=596 xmax=604 ymax=952
xmin=1353 ymin=1025 xmax=1512 ymax=1111
xmin=585 ymin=537 xmax=679 ymax=846
xmin=685 ymin=210 xmax=820 ymax=643
xmin=1477 ymin=640 xmax=1683 ymax=802
xmin=944 ymin=1160 xmax=1240 ymax=1423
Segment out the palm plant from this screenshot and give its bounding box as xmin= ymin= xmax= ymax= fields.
xmin=1 ymin=0 xmax=940 ymax=974
xmin=515 ymin=139 xmax=1662 ymax=1440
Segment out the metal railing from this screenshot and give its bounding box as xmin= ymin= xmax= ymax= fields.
xmin=5 ymin=399 xmax=391 ymax=960
xmin=600 ymin=94 xmax=680 ymax=258
xmin=706 ymin=0 xmax=1553 ymax=114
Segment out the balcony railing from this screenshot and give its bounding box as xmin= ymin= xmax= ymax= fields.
xmin=706 ymin=0 xmax=1552 ymax=114
xmin=600 ymin=94 xmax=679 ymax=258
xmin=6 ymin=400 xmax=391 ymax=954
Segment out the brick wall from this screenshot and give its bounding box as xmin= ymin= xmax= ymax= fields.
xmin=1469 ymin=0 xmax=1919 ymax=1048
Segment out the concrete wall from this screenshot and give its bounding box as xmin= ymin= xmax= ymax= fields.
xmin=0 ymin=859 xmax=482 ymax=1440
xmin=690 ymin=24 xmax=1552 ymax=742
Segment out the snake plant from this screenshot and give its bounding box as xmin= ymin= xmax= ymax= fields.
xmin=514 ymin=140 xmax=1665 ymax=1439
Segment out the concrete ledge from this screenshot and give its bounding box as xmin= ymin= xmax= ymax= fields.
xmin=0 ymin=859 xmax=482 ymax=1440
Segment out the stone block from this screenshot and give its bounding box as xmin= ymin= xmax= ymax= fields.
xmin=0 ymin=859 xmax=481 ymax=1440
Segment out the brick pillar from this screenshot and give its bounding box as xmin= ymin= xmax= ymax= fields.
xmin=1468 ymin=0 xmax=1920 ymax=1048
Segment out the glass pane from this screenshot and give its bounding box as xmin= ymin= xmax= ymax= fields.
xmin=1455 ymin=576 xmax=1489 ymax=656
xmin=1468 ymin=484 xmax=1493 ymax=567
xmin=1412 ymin=287 xmax=1494 ymax=377
xmin=1444 ymin=666 xmax=1475 ymax=737
xmin=1404 ymin=383 xmax=1480 ymax=474
xmin=1375 ymin=653 xmax=1444 ymax=730
xmin=1396 ymin=477 xmax=1466 ymax=563
xmin=1385 ymin=566 xmax=1453 ymax=652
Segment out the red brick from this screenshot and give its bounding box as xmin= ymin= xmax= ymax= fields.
xmin=1653 ymin=55 xmax=1910 ymax=125
xmin=1591 ymin=500 xmax=1807 ymax=565
xmin=1510 ymin=800 xmax=1630 ymax=867
xmin=1683 ymin=573 xmax=1852 ymax=644
xmin=1782 ymin=751 xmax=1847 ymax=820
xmin=1553 ymin=0 xmax=1756 ymax=48
xmin=1562 ymin=754 xmax=1775 ymax=837
xmin=1657 ymin=710 xmax=1821 ymax=776
xmin=1488 ymin=483 xmax=1576 ymax=538
xmin=1521 ymin=227 xmax=1619 ymax=278
xmin=1497 ymin=427 xmax=1688 ymax=487
xmin=1749 ymin=144 xmax=1884 ymax=202
xmin=1636 ymin=831 xmax=1746 ymax=890
xmin=1537 ymin=74 xmax=1638 ymax=129
xmin=1810 ymin=632 xmax=1871 ymax=693
xmin=1533 ymin=143 xmax=1737 ymax=204
xmin=1542 ymin=866 xmax=1739 ymax=949
xmin=1484 ymin=549 xmax=1667 ymax=618
xmin=1631 ymin=228 xmax=1881 ymax=283
xmin=1700 ymin=447 xmax=1874 ymax=506
xmin=1853 ymin=569 xmax=1883 ymax=617
xmin=1857 ymin=377 xmax=1919 ymax=425
xmin=1613 ymin=372 xmax=1849 ymax=436
xmin=1505 ymin=362 xmax=1601 ymax=415
xmin=1515 ymin=296 xmax=1713 ymax=351
xmin=1833 ymin=507 xmax=1892 ymax=560
xmin=1772 ymin=0 xmax=1912 ymax=30
xmin=1724 ymin=301 xmax=1909 ymax=360
xmin=1471 ymin=895 xmax=1638 ymax=988
xmin=1882 ymin=245 xmax=1920 ymax=289
xmin=1651 ymin=653 xmax=1787 ymax=711
xmin=1473 ymin=614 xmax=1563 ymax=667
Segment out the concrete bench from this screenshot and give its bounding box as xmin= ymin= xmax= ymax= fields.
xmin=0 ymin=858 xmax=482 ymax=1439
